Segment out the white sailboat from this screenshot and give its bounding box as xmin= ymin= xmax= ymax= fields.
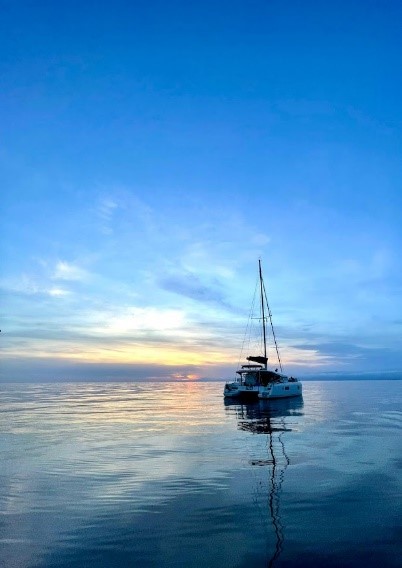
xmin=223 ymin=260 xmax=302 ymax=399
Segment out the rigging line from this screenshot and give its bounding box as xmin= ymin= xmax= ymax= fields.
xmin=238 ymin=276 xmax=259 ymax=370
xmin=262 ymin=280 xmax=283 ymax=372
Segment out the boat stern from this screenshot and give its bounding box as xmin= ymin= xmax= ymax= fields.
xmin=223 ymin=382 xmax=241 ymax=397
xmin=259 ymin=380 xmax=302 ymax=399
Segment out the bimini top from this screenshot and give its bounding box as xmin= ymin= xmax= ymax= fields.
xmin=236 ymin=365 xmax=263 ymax=374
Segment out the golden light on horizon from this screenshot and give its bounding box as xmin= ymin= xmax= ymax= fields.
xmin=1 ymin=338 xmax=235 ymax=367
xmin=2 ymin=310 xmax=335 ymax=372
xmin=171 ymin=373 xmax=201 ymax=381
xmin=2 ymin=339 xmax=335 ymax=371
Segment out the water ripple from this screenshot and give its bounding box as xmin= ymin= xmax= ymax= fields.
xmin=0 ymin=380 xmax=401 ymax=568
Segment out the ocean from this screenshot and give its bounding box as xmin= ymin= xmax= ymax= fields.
xmin=1 ymin=380 xmax=401 ymax=568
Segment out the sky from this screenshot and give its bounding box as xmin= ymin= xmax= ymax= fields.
xmin=1 ymin=0 xmax=401 ymax=381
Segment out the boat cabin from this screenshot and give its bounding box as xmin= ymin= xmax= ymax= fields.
xmin=236 ymin=365 xmax=285 ymax=387
xmin=236 ymin=365 xmax=262 ymax=386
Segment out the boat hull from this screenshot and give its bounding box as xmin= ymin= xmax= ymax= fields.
xmin=224 ymin=381 xmax=302 ymax=399
xmin=258 ymin=382 xmax=302 ymax=399
xmin=223 ymin=384 xmax=260 ymax=398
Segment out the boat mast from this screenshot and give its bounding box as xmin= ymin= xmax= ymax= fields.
xmin=262 ymin=279 xmax=283 ymax=373
xmin=259 ymin=259 xmax=267 ymax=367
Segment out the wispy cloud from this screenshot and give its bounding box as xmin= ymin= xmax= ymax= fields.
xmin=53 ymin=261 xmax=89 ymax=282
xmin=97 ymin=196 xmax=119 ymax=234
xmin=0 ymin=275 xmax=72 ymax=299
xmin=158 ymin=271 xmax=234 ymax=310
xmin=86 ymin=306 xmax=187 ymax=335
xmin=95 ymin=190 xmax=157 ymax=238
xmin=47 ymin=287 xmax=71 ymax=297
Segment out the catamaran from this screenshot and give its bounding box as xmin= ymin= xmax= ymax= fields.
xmin=223 ymin=260 xmax=302 ymax=399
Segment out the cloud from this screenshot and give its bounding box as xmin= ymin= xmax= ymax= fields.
xmin=293 ymin=341 xmax=402 ymax=372
xmin=295 ymin=341 xmax=361 ymax=357
xmin=53 ymin=261 xmax=89 ymax=281
xmin=97 ymin=196 xmax=119 ymax=234
xmin=250 ymin=233 xmax=271 ymax=246
xmin=159 ymin=271 xmax=233 ymax=310
xmin=95 ymin=190 xmax=157 ymax=238
xmin=86 ymin=306 xmax=187 ymax=335
xmin=47 ymin=287 xmax=71 ymax=297
xmin=98 ymin=197 xmax=118 ymax=219
xmin=0 ymin=276 xmax=71 ymax=299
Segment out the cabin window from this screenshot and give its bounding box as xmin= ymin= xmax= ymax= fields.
xmin=284 ymin=386 xmax=289 ymax=390
xmin=244 ymin=372 xmax=258 ymax=386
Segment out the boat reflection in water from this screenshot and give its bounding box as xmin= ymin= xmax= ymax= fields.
xmin=224 ymin=396 xmax=304 ymax=567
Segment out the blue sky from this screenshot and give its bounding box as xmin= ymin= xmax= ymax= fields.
xmin=1 ymin=0 xmax=401 ymax=381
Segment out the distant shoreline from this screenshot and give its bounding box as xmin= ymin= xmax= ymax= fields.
xmin=1 ymin=373 xmax=402 ymax=384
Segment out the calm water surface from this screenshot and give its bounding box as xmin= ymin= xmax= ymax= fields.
xmin=1 ymin=381 xmax=401 ymax=567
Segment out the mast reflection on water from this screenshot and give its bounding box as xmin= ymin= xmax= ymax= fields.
xmin=224 ymin=397 xmax=304 ymax=567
